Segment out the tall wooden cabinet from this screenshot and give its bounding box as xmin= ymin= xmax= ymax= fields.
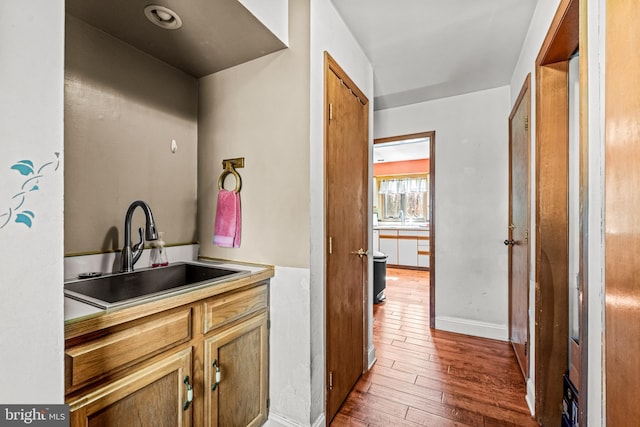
xmin=65 ymin=278 xmax=270 ymax=427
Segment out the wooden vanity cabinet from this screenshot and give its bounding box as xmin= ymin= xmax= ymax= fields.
xmin=65 ymin=279 xmax=270 ymax=427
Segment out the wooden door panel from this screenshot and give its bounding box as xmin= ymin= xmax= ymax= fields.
xmin=508 ymin=75 xmax=531 ymax=380
xmin=204 ymin=313 xmax=268 ymax=427
xmin=605 ymin=0 xmax=640 ymax=424
xmin=68 ymin=347 xmax=193 ymax=427
xmin=325 ymin=53 xmax=368 ymax=423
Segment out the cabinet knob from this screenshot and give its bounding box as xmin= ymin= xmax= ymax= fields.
xmin=211 ymin=359 xmax=221 ymax=391
xmin=183 ymin=376 xmax=193 ymax=410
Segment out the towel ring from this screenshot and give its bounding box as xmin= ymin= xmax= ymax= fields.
xmin=218 ymin=158 xmax=244 ymax=193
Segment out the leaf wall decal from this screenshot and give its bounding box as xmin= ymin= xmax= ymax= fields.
xmin=15 ymin=211 xmax=34 ymax=228
xmin=11 ymin=163 xmax=34 ymax=176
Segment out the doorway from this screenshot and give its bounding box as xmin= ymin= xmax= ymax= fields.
xmin=373 ymin=131 xmax=436 ymax=327
xmin=324 ymin=52 xmax=369 ymax=423
xmin=534 ymin=0 xmax=586 ymax=424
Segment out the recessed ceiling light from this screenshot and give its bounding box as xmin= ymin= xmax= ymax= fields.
xmin=144 ymin=5 xmax=182 ymax=30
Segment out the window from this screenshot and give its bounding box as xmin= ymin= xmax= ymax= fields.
xmin=377 ymin=175 xmax=428 ymax=222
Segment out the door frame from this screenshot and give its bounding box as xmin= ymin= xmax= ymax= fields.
xmin=323 ymin=51 xmax=370 ymax=422
xmin=534 ymin=0 xmax=589 ymax=425
xmin=373 ymin=131 xmax=436 ymax=328
xmin=508 ymin=73 xmax=531 ymax=380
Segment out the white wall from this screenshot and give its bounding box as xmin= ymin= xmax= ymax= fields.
xmin=375 ymin=86 xmax=510 ymax=341
xmin=0 ymin=0 xmax=65 ymax=402
xmin=238 ymin=0 xmax=289 ymax=46
xmin=310 ymin=0 xmax=374 ymax=424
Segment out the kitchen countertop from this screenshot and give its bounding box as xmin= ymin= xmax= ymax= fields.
xmin=64 ymin=258 xmax=274 ymax=325
xmin=374 ymin=224 xmax=429 ymax=230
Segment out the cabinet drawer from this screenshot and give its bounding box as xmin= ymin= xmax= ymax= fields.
xmin=203 ymin=283 xmax=268 ymax=334
xmin=65 ymin=308 xmax=192 ymax=391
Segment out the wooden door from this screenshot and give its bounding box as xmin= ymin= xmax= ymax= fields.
xmin=68 ymin=347 xmax=193 ymax=427
xmin=325 ymin=52 xmax=368 ymax=423
xmin=605 ymin=0 xmax=640 ymax=424
xmin=507 ymin=75 xmax=531 ymax=380
xmin=204 ymin=312 xmax=269 ymax=427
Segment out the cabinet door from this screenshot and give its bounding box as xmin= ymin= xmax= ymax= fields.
xmin=204 ymin=312 xmax=269 ymax=427
xmin=379 ymin=232 xmax=398 ymax=264
xmin=398 ymin=237 xmax=418 ymax=266
xmin=418 ymin=232 xmax=430 ymax=268
xmin=68 ymin=347 xmax=193 ymax=427
xmin=372 ymin=230 xmax=380 ymax=252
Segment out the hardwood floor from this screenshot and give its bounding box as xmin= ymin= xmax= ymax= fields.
xmin=331 ymin=268 xmax=538 ymax=427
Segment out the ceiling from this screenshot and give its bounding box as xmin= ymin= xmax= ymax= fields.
xmin=331 ymin=0 xmax=538 ymax=110
xmin=65 ymin=0 xmax=286 ymax=78
xmin=374 ymin=138 xmax=430 ymax=163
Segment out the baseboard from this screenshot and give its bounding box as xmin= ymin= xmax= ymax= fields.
xmin=367 ymin=344 xmax=376 ymax=369
xmin=266 ymin=412 xmax=325 ymax=427
xmin=526 ymin=378 xmax=535 ymax=416
xmin=435 ymin=316 xmax=508 ymax=341
xmin=266 ymin=413 xmax=302 ymax=427
xmin=312 ymin=414 xmax=325 ymax=427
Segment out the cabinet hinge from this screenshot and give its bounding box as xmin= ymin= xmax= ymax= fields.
xmin=329 ymin=103 xmax=334 ymax=121
xmin=328 ymin=371 xmax=333 ymax=390
xmin=328 ymin=236 xmax=333 ymax=255
xmin=524 ymin=116 xmax=529 ymax=131
xmin=267 ymin=398 xmax=270 ymax=410
xmin=267 ymin=319 xmax=271 ymax=329
xmin=524 ymin=341 xmax=528 ymax=356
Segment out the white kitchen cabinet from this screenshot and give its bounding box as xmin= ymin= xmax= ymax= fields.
xmin=373 ymin=230 xmax=380 ymax=253
xmin=378 ymin=230 xmax=398 ymax=265
xmin=418 ymin=231 xmax=430 ymax=268
xmin=398 ymin=237 xmax=418 ymax=266
xmin=376 ymin=228 xmax=429 ymax=269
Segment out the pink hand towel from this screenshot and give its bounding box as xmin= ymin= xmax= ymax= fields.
xmin=213 ymin=189 xmax=242 ymax=248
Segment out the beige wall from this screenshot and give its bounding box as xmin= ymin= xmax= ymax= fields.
xmin=197 ymin=0 xmax=310 ymax=268
xmin=64 ymin=16 xmax=199 ymax=254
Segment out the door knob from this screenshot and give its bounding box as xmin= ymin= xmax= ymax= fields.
xmin=504 ymin=239 xmax=515 ymax=246
xmin=350 ymin=248 xmax=368 ymax=258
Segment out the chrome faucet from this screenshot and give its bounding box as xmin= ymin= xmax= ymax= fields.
xmin=121 ymin=200 xmax=158 ymax=272
xmin=399 ymin=210 xmax=405 ymax=225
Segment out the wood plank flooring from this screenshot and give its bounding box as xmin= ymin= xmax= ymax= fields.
xmin=331 ymin=268 xmax=538 ymax=427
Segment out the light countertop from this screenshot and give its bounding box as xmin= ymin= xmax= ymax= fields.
xmin=374 ymin=224 xmax=429 ymax=230
xmin=64 ymin=259 xmax=273 ymax=323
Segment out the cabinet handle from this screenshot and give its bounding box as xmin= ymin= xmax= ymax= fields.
xmin=183 ymin=376 xmax=193 ymax=410
xmin=211 ymin=359 xmax=221 ymax=391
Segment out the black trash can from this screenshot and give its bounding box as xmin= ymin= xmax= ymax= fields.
xmin=373 ymin=251 xmax=387 ymax=303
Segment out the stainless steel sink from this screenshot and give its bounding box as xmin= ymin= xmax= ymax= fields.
xmin=64 ymin=262 xmax=249 ymax=310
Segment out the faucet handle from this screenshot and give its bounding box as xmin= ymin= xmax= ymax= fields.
xmin=131 ymin=227 xmax=145 ymax=265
